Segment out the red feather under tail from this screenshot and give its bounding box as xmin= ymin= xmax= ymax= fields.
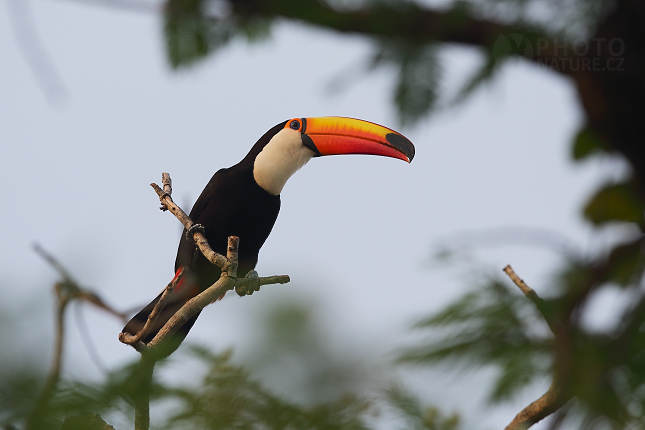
xmin=121 ymin=267 xmax=202 ymax=346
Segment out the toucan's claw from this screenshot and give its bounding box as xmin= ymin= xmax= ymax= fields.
xmin=235 ymin=270 xmax=260 ymax=296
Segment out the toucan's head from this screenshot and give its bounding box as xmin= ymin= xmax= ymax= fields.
xmin=252 ymin=117 xmax=415 ymax=195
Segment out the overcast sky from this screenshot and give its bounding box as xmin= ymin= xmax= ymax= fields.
xmin=0 ymin=1 xmax=629 ymax=428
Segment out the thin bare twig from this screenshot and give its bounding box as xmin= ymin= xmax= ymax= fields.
xmin=118 ymin=270 xmax=185 ymax=344
xmin=503 ymin=265 xmax=571 ymax=430
xmin=151 ymin=181 xmax=229 ymax=269
xmin=504 ymin=265 xmax=542 ymax=302
xmin=74 ymin=302 xmax=109 ymax=373
xmin=503 ymin=265 xmax=561 ymax=337
xmin=146 ymin=174 xmax=290 ymax=346
xmin=236 ymin=274 xmax=290 ymax=291
xmin=25 ymin=281 xmax=70 ymax=430
xmin=145 ymin=236 xmax=240 ymax=353
xmin=26 ymin=246 xmax=126 ymax=430
xmin=33 ymin=244 xmax=127 ymax=321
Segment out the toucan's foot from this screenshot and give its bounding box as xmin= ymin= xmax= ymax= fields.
xmin=235 ymin=270 xmax=260 ymax=296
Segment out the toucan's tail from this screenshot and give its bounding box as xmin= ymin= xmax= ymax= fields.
xmin=121 ymin=268 xmax=202 ymax=345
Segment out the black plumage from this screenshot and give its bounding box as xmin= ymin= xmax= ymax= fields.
xmin=123 ymin=121 xmax=286 ymax=345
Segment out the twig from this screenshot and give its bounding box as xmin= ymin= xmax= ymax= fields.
xmin=503 ymin=265 xmax=571 ymax=430
xmin=236 ymin=274 xmax=291 ymax=291
xmin=118 ymin=270 xmax=185 ymax=344
xmin=504 ymin=379 xmax=567 ymax=430
xmin=503 ymin=265 xmax=561 ymax=337
xmin=127 ymin=173 xmax=292 ymax=430
xmin=145 ymin=236 xmax=240 ymax=354
xmin=25 ymin=281 xmax=70 ymax=430
xmin=74 ymin=302 xmax=108 ymax=373
xmin=503 ymin=265 xmax=539 ymax=302
xmin=26 ymin=245 xmax=126 ymax=430
xmin=151 ymin=180 xmax=228 ymax=269
xmin=143 ymin=174 xmax=292 ymax=354
xmin=33 ymin=244 xmax=127 ymax=321
xmin=33 ymin=243 xmax=74 ymax=282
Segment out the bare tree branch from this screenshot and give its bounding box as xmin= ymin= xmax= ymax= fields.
xmin=33 ymin=244 xmax=127 ymax=321
xmin=503 ymin=265 xmax=571 ymax=430
xmin=25 ymin=281 xmax=70 ymax=430
xmin=503 ymin=265 xmax=562 ymax=337
xmin=151 ymin=181 xmax=229 ymax=270
xmin=125 ymin=173 xmax=291 ymax=430
xmin=504 ymin=379 xmax=568 ymax=430
xmin=118 ymin=270 xmax=185 ymax=344
xmin=26 ymin=245 xmax=126 ymax=430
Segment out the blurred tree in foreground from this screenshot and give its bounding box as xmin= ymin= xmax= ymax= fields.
xmin=3 ymin=0 xmax=645 ymax=429
xmin=160 ymin=0 xmax=645 ymax=428
xmin=0 ymin=275 xmax=461 ymax=430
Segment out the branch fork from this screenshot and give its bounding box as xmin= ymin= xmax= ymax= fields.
xmin=120 ymin=172 xmax=290 ymax=355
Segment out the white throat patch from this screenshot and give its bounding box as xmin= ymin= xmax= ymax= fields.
xmin=253 ymin=128 xmax=315 ymax=195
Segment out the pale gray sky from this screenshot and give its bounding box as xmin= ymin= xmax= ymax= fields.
xmin=0 ymin=1 xmax=625 ymax=428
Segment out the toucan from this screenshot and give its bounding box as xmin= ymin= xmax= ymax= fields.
xmin=122 ymin=117 xmax=414 ymax=348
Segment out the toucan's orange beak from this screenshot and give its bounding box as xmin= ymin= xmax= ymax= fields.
xmin=290 ymin=117 xmax=415 ymax=163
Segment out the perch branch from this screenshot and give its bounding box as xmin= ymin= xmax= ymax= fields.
xmin=151 ymin=180 xmax=228 ymax=269
xmin=127 ymin=173 xmax=291 ymax=430
xmin=118 ymin=270 xmax=185 ymax=344
xmin=236 ymin=274 xmax=290 ymax=291
xmin=145 ymin=236 xmax=239 ymax=352
xmin=139 ymin=174 xmax=291 ymax=354
xmin=503 ymin=265 xmax=571 ymax=430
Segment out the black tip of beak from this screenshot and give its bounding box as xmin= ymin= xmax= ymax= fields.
xmin=386 ymin=133 xmax=415 ymax=162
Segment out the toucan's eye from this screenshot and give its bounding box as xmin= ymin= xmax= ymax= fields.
xmin=289 ymin=120 xmax=301 ymax=130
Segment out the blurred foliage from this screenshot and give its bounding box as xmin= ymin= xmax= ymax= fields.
xmin=0 ymin=297 xmax=460 ymax=430
xmin=9 ymin=0 xmax=645 ymax=428
xmin=164 ymin=346 xmax=373 ymax=430
xmin=572 ymin=126 xmax=607 ymax=161
xmin=240 ymin=297 xmax=372 ymax=404
xmin=399 ymin=278 xmax=552 ymax=402
xmin=369 ymin=41 xmax=441 ymax=126
xmin=583 ymin=182 xmax=645 ymax=228
xmin=384 ymin=384 xmax=461 ymax=430
xmin=164 ymin=0 xmax=270 ymax=69
xmin=160 ymin=0 xmax=612 ymax=125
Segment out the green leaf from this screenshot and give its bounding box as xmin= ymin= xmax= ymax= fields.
xmin=370 ymin=41 xmax=441 ymax=126
xmin=399 ymin=279 xmax=552 ymax=401
xmin=384 ymin=384 xmax=460 ymax=430
xmin=603 ymin=239 xmax=645 ymax=287
xmin=163 ymin=0 xmax=271 ymax=69
xmin=583 ymin=182 xmax=645 ymax=226
xmin=572 ymin=126 xmax=606 ymax=161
